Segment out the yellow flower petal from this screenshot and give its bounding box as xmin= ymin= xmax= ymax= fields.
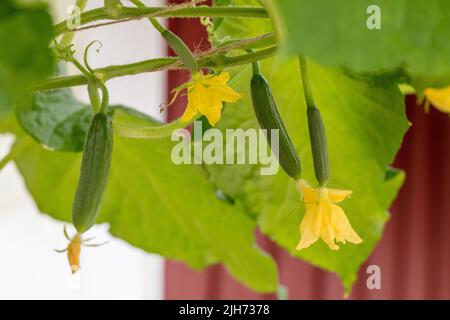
xmin=424 ymin=86 xmax=450 ymax=113
xmin=320 ymin=209 xmax=339 ymax=250
xmin=202 ymin=72 xmax=230 ymax=85
xmin=297 ymin=179 xmax=320 ymax=203
xmin=211 ymin=85 xmax=243 ymax=103
xmin=330 ymin=204 xmax=363 ymax=245
xmin=191 ymin=82 xmax=222 ymax=126
xmin=199 ymin=97 xmax=223 ymax=126
xmin=296 ymin=208 xmax=320 ymax=250
xmin=328 ymin=188 xmax=352 ymax=203
xmin=296 ymin=180 xmax=362 ymax=251
xmin=178 ymin=72 xmax=242 ymax=126
xmin=67 ymin=234 xmax=81 ymax=274
xmin=179 ymin=97 xmax=198 ymax=123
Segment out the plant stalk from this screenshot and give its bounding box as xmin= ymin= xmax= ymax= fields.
xmin=129 ymin=0 xmax=198 ymax=73
xmin=35 ymin=42 xmax=277 ymax=92
xmin=54 ymin=6 xmax=268 ymax=37
xmin=60 ymin=0 xmax=89 ymax=45
xmin=298 ymin=55 xmax=315 ymax=109
xmin=113 ymin=115 xmax=201 ymax=139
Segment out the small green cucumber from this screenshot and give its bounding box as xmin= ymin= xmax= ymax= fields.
xmin=72 ymin=113 xmax=113 ymax=233
xmin=161 ymin=29 xmax=198 ymax=74
xmin=250 ymin=63 xmax=302 ymax=180
xmin=307 ymin=106 xmax=329 ymax=185
xmin=299 ymin=55 xmax=330 ymax=186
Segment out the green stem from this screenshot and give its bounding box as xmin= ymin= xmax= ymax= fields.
xmin=35 ymin=44 xmax=277 ymax=91
xmin=54 ymin=6 xmax=268 ymax=37
xmin=70 ymin=57 xmax=94 ymax=80
xmin=0 ymin=153 xmax=13 ymax=171
xmin=60 ymin=0 xmax=89 ymax=45
xmin=87 ymin=81 xmax=100 ymax=113
xmin=260 ymin=0 xmax=286 ymax=45
xmin=252 ymin=61 xmax=260 ymax=74
xmin=113 ymin=115 xmax=201 ymax=139
xmin=149 ymin=18 xmax=166 ymax=33
xmin=246 ymin=49 xmax=261 ymax=74
xmin=84 ymin=40 xmax=102 ymax=73
xmin=130 ymin=0 xmax=198 ymax=73
xmin=98 ymin=82 xmax=109 ymax=114
xmin=70 ymin=56 xmax=108 ymax=113
xmin=129 ymin=0 xmax=165 ymax=33
xmin=298 ymin=55 xmax=315 ymax=109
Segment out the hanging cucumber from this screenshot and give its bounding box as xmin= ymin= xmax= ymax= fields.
xmin=72 ymin=112 xmax=113 ymax=233
xmin=306 ymin=107 xmax=329 ymax=185
xmin=299 ymin=55 xmax=330 ymax=185
xmin=54 ymin=42 xmax=114 ymax=273
xmin=61 ymin=111 xmax=112 ymax=273
xmin=250 ymin=61 xmax=302 ymax=180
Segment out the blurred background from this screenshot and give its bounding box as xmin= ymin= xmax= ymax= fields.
xmin=0 ymin=0 xmax=449 ymax=299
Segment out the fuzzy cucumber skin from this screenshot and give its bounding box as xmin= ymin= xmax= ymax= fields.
xmin=307 ymin=107 xmax=329 ymax=185
xmin=161 ymin=30 xmax=198 ymax=73
xmin=72 ymin=113 xmax=113 ymax=233
xmin=250 ymin=73 xmax=302 ymax=180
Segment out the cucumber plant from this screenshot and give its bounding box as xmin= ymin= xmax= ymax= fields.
xmin=52 ymin=40 xmax=114 ymax=273
xmin=250 ymin=61 xmax=301 ymax=181
xmin=1 ymin=0 xmax=434 ymax=295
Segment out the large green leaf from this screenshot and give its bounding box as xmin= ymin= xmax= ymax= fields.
xmin=208 ymin=1 xmax=409 ymax=293
xmin=13 ymin=108 xmax=278 ymax=293
xmin=0 ymin=0 xmax=54 ymax=117
xmin=274 ymin=0 xmax=450 ymax=90
xmin=16 ymin=89 xmax=93 ymax=152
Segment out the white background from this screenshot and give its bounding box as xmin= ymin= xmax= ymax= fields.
xmin=0 ymin=0 xmax=166 ymax=299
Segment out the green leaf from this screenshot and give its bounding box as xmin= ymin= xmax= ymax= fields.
xmin=0 ymin=112 xmax=20 ymax=134
xmin=213 ymin=0 xmax=272 ymax=43
xmin=13 ymin=108 xmax=278 ymax=293
xmin=212 ymin=0 xmax=232 ymax=32
xmin=16 ymin=89 xmax=93 ymax=152
xmin=210 ymin=1 xmax=409 ymax=293
xmin=275 ymin=0 xmax=450 ymax=90
xmin=0 ymin=0 xmax=54 ymax=119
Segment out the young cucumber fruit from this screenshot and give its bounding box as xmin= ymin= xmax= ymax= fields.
xmin=307 ymin=106 xmax=329 ymax=185
xmin=298 ymin=55 xmax=330 ymax=186
xmin=250 ymin=64 xmax=302 ymax=180
xmin=72 ymin=112 xmax=113 ymax=233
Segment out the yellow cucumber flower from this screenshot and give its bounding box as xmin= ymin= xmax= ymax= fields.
xmin=172 ymin=72 xmax=242 ymax=126
xmin=67 ymin=234 xmax=81 ymax=274
xmin=424 ymin=86 xmax=450 ymax=113
xmin=296 ymin=180 xmax=362 ymax=251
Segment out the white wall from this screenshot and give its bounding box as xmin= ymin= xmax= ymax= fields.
xmin=0 ymin=0 xmax=166 ymax=299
